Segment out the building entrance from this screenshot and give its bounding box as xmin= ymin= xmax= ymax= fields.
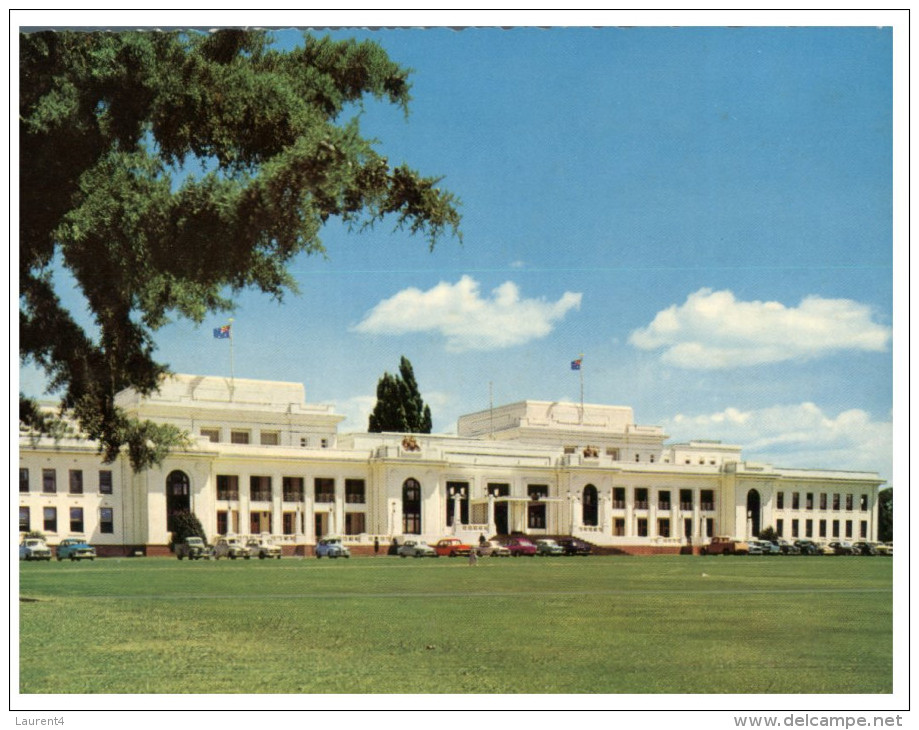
xmin=165 ymin=470 xmax=191 ymax=536
xmin=746 ymin=489 xmax=762 ymax=538
xmin=488 ymin=483 xmax=510 ymax=534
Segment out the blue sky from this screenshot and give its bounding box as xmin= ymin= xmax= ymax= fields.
xmin=20 ymin=25 xmax=895 ymax=482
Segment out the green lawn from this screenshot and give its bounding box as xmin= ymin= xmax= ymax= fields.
xmin=19 ymin=555 xmax=892 ymax=694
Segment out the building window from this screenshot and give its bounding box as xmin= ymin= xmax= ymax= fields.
xmin=320 ymin=439 xmax=329 ymax=448
xmin=612 ymin=487 xmax=626 ymax=509
xmin=217 ymin=511 xmax=229 ymax=535
xmin=606 ymin=448 xmax=619 ymax=460
xmin=260 ymin=431 xmax=280 ymax=446
xmin=634 ymin=488 xmax=648 ymax=510
xmin=100 ymin=508 xmax=114 ymax=534
xmin=832 ymin=493 xmax=840 ymax=511
xmin=792 ymin=492 xmax=800 ymax=510
xmin=705 ymin=518 xmax=714 ymax=538
xmin=819 ymin=493 xmax=827 ymax=510
xmin=845 ymin=520 xmax=853 ymax=538
xmin=657 ymin=518 xmax=670 ymax=537
xmin=43 ymin=507 xmax=57 ymax=533
xmin=832 ymin=520 xmax=840 ymax=538
xmin=200 ymin=428 xmax=220 ymax=443
xmin=860 ymin=494 xmax=868 ymax=511
xmin=282 ymin=512 xmax=297 ymax=535
xmin=845 ymin=494 xmax=854 ymax=511
xmin=20 ymin=506 xmax=30 ymax=532
xmin=99 ymin=470 xmax=113 ymax=494
xmin=446 ymin=481 xmax=469 ymax=526
xmin=345 ymin=512 xmax=366 ymax=535
xmin=564 ymin=446 xmax=576 ymax=455
xmin=282 ymin=477 xmax=304 ymax=502
xmin=613 ymin=518 xmax=625 ymax=536
xmin=230 ymin=430 xmax=250 ymax=444
xmin=683 ymin=518 xmax=693 ymax=538
xmin=635 ymin=453 xmax=640 ymax=462
xmin=819 ymin=519 xmax=827 ymax=538
xmin=345 ymin=479 xmax=366 ymax=505
xmin=402 ymin=478 xmax=422 ymax=534
xmin=582 ymin=485 xmax=598 ymax=527
xmin=42 ymin=469 xmax=57 ymax=494
xmin=636 ymin=518 xmax=648 ymax=537
xmin=649 ymin=455 xmax=655 ymax=463
xmin=69 ymin=469 xmax=83 ymax=494
xmin=776 ymin=518 xmax=784 ymax=537
xmin=805 ymin=519 xmax=813 ymax=538
xmin=791 ymin=519 xmax=799 ymax=538
xmin=700 ymin=490 xmax=715 ymax=511
xmin=20 ymin=468 xmax=29 ymax=493
xmin=805 ymin=493 xmax=813 ymax=510
xmin=300 ymin=437 xmax=309 ymax=448
xmin=528 ymin=485 xmax=548 ymax=529
xmin=658 ymin=490 xmax=671 ymax=511
xmin=679 ymin=489 xmax=693 ymax=511
xmin=217 ymin=475 xmax=239 ymax=501
xmin=860 ymin=521 xmax=868 ymax=539
xmin=314 ymin=478 xmax=335 ymax=503
xmin=250 ymin=511 xmax=272 ymax=534
xmin=70 ymin=507 xmax=84 ymax=533
xmin=776 ymin=491 xmax=784 ymax=509
xmin=250 ymin=476 xmax=272 ymax=502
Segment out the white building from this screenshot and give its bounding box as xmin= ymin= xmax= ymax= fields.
xmin=18 ymin=374 xmax=884 ymax=555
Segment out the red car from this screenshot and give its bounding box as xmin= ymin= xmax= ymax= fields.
xmin=504 ymin=537 xmax=537 ymax=557
xmin=434 ymin=538 xmax=474 ymax=557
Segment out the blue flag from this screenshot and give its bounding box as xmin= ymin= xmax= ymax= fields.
xmin=571 ymin=358 xmax=582 ymax=370
xmin=213 ymin=325 xmax=231 ymax=339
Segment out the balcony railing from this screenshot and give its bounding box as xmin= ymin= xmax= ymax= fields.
xmin=250 ymin=492 xmax=272 ymax=502
xmin=680 ymin=502 xmax=693 ymax=511
xmin=345 ymin=494 xmax=365 ymax=504
xmin=634 ymin=501 xmax=648 ymax=509
xmin=217 ymin=491 xmax=239 ymax=501
xmin=658 ymin=502 xmax=671 ymax=511
xmin=315 ymin=493 xmax=335 ymax=503
xmin=612 ymin=500 xmax=625 ymax=509
xmin=282 ymin=492 xmax=304 ymax=502
xmin=701 ymin=502 xmax=715 ymax=511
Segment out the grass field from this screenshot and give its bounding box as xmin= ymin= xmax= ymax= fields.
xmin=19 ymin=554 xmax=892 ymax=694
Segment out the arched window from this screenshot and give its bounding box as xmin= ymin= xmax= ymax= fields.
xmin=165 ymin=470 xmax=191 ymax=532
xmin=583 ymin=484 xmax=598 ymax=526
xmin=403 ymin=478 xmax=422 ymax=534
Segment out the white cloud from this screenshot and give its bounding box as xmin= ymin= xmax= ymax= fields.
xmin=629 ymin=288 xmax=890 ymax=369
xmin=353 ymin=275 xmax=582 ymax=352
xmin=664 ymin=402 xmax=892 ymax=479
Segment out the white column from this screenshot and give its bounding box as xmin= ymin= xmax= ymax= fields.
xmin=602 ymin=491 xmax=612 ymax=534
xmin=625 ymin=488 xmax=634 ymax=538
xmin=693 ymin=488 xmax=701 ymax=539
xmin=487 ymin=493 xmax=495 ymax=536
xmin=648 ymin=490 xmax=657 ymax=538
xmin=452 ymin=494 xmax=461 ymax=535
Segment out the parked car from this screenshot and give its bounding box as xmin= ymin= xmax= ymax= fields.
xmin=875 ymin=542 xmax=893 ymax=556
xmin=434 ymin=538 xmax=473 ymax=557
xmin=175 ymin=536 xmax=213 ymax=560
xmin=504 ymin=537 xmax=538 ymax=557
xmin=477 ymin=539 xmax=511 ymax=557
xmin=827 ymin=541 xmax=856 ymax=556
xmin=775 ymin=538 xmax=801 ymax=555
xmin=56 ymin=537 xmax=97 ymax=561
xmin=246 ymin=536 xmax=282 ymax=559
xmin=315 ymin=537 xmax=351 ymax=559
xmin=701 ymin=536 xmax=750 ymax=555
xmin=536 ymin=539 xmax=565 ymax=556
xmin=397 ymin=539 xmax=437 ymax=558
xmin=793 ymin=539 xmax=821 ymax=556
xmin=852 ymin=541 xmax=878 ymax=556
xmin=213 ymin=536 xmax=251 ymax=560
xmin=19 ymin=537 xmax=52 ymax=561
xmin=746 ymin=541 xmax=764 ymax=555
xmin=750 ymin=540 xmax=780 ymax=555
xmin=557 ymin=537 xmax=593 ymax=556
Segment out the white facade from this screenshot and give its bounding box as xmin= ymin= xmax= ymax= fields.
xmin=19 ymin=374 xmax=884 ymax=555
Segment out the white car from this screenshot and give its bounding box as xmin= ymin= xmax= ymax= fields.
xmin=213 ymin=537 xmax=251 ymax=559
xmin=246 ymin=536 xmax=282 ymax=559
xmin=397 ymin=539 xmax=438 ymax=558
xmin=20 ymin=537 xmax=52 ymax=561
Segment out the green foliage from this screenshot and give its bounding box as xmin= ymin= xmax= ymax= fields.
xmin=20 ymin=30 xmax=461 ymax=471
xmin=368 ymin=356 xmax=432 ymax=433
xmin=758 ymin=526 xmax=778 ymax=542
xmin=877 ymin=487 xmax=892 ymax=541
xmin=167 ymin=510 xmax=207 ymax=550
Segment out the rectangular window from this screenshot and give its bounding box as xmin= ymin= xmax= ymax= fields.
xmin=679 ymin=489 xmax=693 ymax=511
xmin=791 ymin=519 xmax=799 ymax=538
xmin=819 ymin=519 xmax=827 ymax=538
xmin=805 ymin=519 xmax=813 ymax=538
xmin=634 ymin=488 xmax=648 ymax=510
xmin=819 ymin=493 xmax=827 ymax=510
xmin=832 ymin=520 xmax=840 ymax=538
xmin=44 ymin=506 xmax=57 ymax=533
xmin=792 ymin=492 xmax=800 ymax=510
xmin=563 ymin=445 xmax=576 ymax=454
xmin=658 ymin=491 xmax=671 ymax=510
xmin=345 ymin=479 xmax=366 ymax=504
xmin=613 ymin=518 xmax=625 ymax=536
xmin=446 ymin=481 xmax=470 ymax=527
xmin=282 ymin=476 xmax=304 ymax=502
xmin=217 ymin=475 xmax=239 ymax=500
xmin=527 ymin=485 xmax=548 ymax=529
xmin=805 ymin=493 xmax=813 ymax=510
xmin=70 ymin=507 xmax=84 ymax=533
xmin=345 ymin=512 xmax=366 ymax=535
xmin=260 ymin=431 xmax=280 ymax=446
xmin=776 ymin=518 xmax=784 ymax=537
xmin=42 ymin=469 xmax=57 ymax=494
xmin=20 ymin=468 xmax=29 ymax=493
xmin=832 ymin=493 xmax=840 ymax=511
xmin=606 ymin=448 xmax=619 ymax=459
xmin=683 ymin=518 xmax=693 ymax=538
xmin=69 ymin=469 xmax=83 ymax=494
xmin=613 ymin=487 xmax=626 ymax=509
xmin=230 ymin=430 xmax=250 ymax=444
xmin=700 ymin=490 xmax=715 ymax=511
xmin=200 ymin=428 xmax=220 ymax=443
xmin=657 ymin=518 xmax=670 ymax=537
xmin=705 ymin=518 xmax=714 ymax=537
xmin=845 ymin=494 xmax=854 ymax=511
xmin=99 ymin=470 xmax=113 ymax=494
xmin=859 ymin=494 xmax=868 ymax=511
xmin=636 ymin=518 xmax=648 ymax=537
xmin=314 ymin=478 xmax=335 ymax=502
xmin=860 ymin=521 xmax=868 ymax=539
xmin=845 ymin=520 xmax=853 ymax=538
xmin=100 ymin=508 xmax=114 ymax=534
xmin=19 ymin=506 xmax=30 ymax=532
xmin=283 ymin=511 xmax=297 ymax=535
xmin=250 ymin=511 xmax=272 ymax=534
xmin=776 ymin=491 xmax=784 ymax=509
xmin=216 ymin=511 xmax=229 ymax=536
xmin=249 ymin=476 xmax=272 ymax=502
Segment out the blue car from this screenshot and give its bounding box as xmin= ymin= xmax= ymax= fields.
xmin=56 ymin=538 xmax=97 ymax=561
xmin=315 ymin=537 xmax=350 ymax=559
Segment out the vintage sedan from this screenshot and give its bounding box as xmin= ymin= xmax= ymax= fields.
xmin=793 ymin=539 xmax=821 ymax=555
xmin=19 ymin=537 xmax=52 ymax=561
xmin=536 ymin=539 xmax=565 ymax=556
xmin=827 ymin=541 xmax=856 ymax=556
xmin=557 ymin=537 xmax=592 ymax=556
xmin=477 ymin=540 xmax=511 ymax=557
xmin=434 ymin=538 xmax=474 ymax=557
xmin=56 ymin=538 xmax=97 ymax=561
xmin=246 ymin=536 xmax=283 ymax=559
xmin=775 ymin=538 xmax=801 ymax=555
xmin=504 ymin=537 xmax=538 ymax=557
xmin=397 ymin=539 xmax=438 ymax=558
xmin=213 ymin=536 xmax=251 ymax=560
xmin=315 ymin=537 xmax=351 ymax=559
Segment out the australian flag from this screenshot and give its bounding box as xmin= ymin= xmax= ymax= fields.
xmin=213 ymin=325 xmax=231 ymax=339
xmin=571 ymin=358 xmax=582 ymax=370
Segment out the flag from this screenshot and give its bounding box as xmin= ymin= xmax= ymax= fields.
xmin=571 ymin=357 xmax=582 ymax=370
xmin=213 ymin=325 xmax=231 ymax=339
